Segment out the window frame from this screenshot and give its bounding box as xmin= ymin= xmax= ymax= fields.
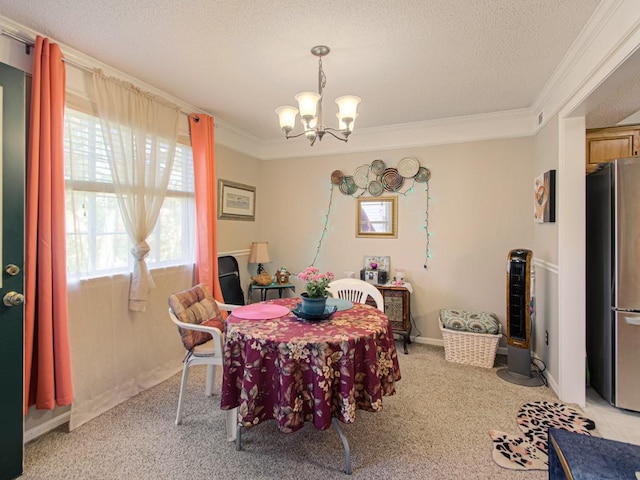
xmin=64 ymin=104 xmax=196 ymax=280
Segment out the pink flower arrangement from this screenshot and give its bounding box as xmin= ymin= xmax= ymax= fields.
xmin=297 ymin=266 xmax=335 ymax=298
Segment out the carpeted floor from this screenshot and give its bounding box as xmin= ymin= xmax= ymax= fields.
xmin=22 ymin=343 xmax=587 ymax=479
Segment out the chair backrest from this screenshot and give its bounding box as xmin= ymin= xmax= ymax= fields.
xmin=218 ymin=255 xmax=245 ymax=306
xmin=327 ymin=278 xmax=384 ymax=311
xmin=168 ymin=283 xmax=225 ymax=351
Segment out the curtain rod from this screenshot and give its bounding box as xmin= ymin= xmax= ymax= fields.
xmin=1 ymin=28 xmax=201 ymax=119
xmin=1 ymin=28 xmax=91 ymax=73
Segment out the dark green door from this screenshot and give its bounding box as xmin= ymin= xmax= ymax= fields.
xmin=0 ymin=63 xmax=26 ymax=480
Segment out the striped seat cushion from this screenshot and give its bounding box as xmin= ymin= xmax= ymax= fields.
xmin=168 ymin=284 xmax=224 ymax=351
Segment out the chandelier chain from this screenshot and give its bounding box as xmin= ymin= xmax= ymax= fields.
xmin=318 ymin=57 xmax=327 ymax=93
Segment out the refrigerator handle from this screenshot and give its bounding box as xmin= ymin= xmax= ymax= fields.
xmin=623 ymin=316 xmax=640 ymax=326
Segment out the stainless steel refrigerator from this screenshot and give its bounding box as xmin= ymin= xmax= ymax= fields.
xmin=586 ymin=157 xmax=640 ymax=412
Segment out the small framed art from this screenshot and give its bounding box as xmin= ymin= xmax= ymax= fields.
xmin=533 ymin=169 xmax=556 ymax=223
xmin=218 ymin=179 xmax=256 ymax=221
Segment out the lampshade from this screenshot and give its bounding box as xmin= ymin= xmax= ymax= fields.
xmin=295 ymin=92 xmax=321 ymax=120
xmin=275 ymin=106 xmax=299 ymax=132
xmin=248 ymin=242 xmax=271 ymax=264
xmin=335 ymin=95 xmax=361 ymax=122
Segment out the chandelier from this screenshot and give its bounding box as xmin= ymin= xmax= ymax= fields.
xmin=275 ymin=45 xmax=361 ymax=146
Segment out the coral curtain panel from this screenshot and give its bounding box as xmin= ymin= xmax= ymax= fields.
xmin=24 ymin=36 xmax=73 ymax=412
xmin=189 ymin=115 xmax=223 ymax=301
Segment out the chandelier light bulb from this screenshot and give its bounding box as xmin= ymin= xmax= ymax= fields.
xmin=337 ymin=113 xmax=357 ymax=132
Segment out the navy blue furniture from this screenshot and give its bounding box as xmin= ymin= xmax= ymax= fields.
xmin=548 ymin=427 xmax=640 ymax=479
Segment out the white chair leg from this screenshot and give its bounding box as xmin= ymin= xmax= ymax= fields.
xmin=205 ymin=364 xmax=216 ymax=396
xmin=175 ymin=361 xmax=191 ymax=425
xmin=226 ymin=407 xmax=238 ymax=442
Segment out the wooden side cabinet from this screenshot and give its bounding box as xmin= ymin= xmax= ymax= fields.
xmin=586 ymin=125 xmax=640 ymax=174
xmin=367 ymin=285 xmax=412 ymax=354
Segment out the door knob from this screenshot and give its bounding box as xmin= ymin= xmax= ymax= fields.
xmin=3 ymin=292 xmax=25 ymax=307
xmin=4 ymin=264 xmax=20 ymax=276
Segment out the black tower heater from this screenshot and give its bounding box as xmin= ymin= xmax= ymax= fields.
xmin=497 ymin=249 xmax=544 ymax=386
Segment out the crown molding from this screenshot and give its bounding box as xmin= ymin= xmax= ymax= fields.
xmin=533 ymin=0 xmax=640 ymax=129
xmin=248 ymin=108 xmax=538 ymax=160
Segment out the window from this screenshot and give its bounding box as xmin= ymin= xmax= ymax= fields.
xmin=64 ymin=107 xmax=195 ymax=279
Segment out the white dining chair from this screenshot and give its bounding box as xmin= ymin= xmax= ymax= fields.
xmin=327 ymin=278 xmax=384 ymax=311
xmin=168 ymin=283 xmax=238 ymax=426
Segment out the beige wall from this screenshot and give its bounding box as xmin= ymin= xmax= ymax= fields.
xmin=532 ymin=115 xmax=560 ymax=386
xmin=533 ymin=115 xmax=560 ymax=263
xmin=215 ymin=143 xmax=263 ymax=254
xmin=255 ymin=137 xmax=534 ymax=341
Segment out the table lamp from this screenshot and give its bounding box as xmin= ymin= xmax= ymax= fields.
xmin=248 ymin=241 xmax=271 ymax=274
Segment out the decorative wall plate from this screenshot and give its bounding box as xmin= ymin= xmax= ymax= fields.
xmin=381 ymin=168 xmax=404 ymax=191
xmin=368 ymin=180 xmax=384 ymax=196
xmin=415 ymin=166 xmax=431 ymax=183
xmin=370 ymin=159 xmax=386 ymax=175
xmin=353 ymin=164 xmax=370 ymax=188
xmin=398 ymin=157 xmax=420 ymax=178
xmin=331 ymin=170 xmax=344 ymax=185
xmin=339 ymin=176 xmax=358 ymax=195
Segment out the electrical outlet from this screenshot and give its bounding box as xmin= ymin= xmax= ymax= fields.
xmin=545 ymin=330 xmax=549 ymax=346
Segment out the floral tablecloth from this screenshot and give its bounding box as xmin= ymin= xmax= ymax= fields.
xmin=220 ymin=297 xmax=401 ymax=433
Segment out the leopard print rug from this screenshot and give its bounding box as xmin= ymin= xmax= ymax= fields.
xmin=489 ymin=401 xmax=596 ymax=471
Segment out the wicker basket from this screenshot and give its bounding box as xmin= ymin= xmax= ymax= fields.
xmin=439 ymin=319 xmax=502 ymax=368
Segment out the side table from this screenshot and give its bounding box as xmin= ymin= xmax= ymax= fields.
xmin=366 ymin=283 xmax=412 ymax=354
xmin=248 ymin=282 xmax=296 ymax=303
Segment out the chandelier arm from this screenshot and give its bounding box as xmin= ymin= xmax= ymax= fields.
xmin=283 ymin=130 xmax=310 ymax=140
xmin=322 ymin=129 xmax=349 ymax=142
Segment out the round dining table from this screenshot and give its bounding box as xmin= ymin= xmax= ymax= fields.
xmin=220 ymin=297 xmax=401 ymax=473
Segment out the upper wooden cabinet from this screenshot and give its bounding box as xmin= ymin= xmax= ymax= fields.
xmin=586 ymin=125 xmax=640 ymax=174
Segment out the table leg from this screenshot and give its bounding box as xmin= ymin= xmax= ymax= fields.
xmin=235 ymin=425 xmax=242 ymax=451
xmin=332 ymin=418 xmax=352 ymax=475
xmin=261 ymin=290 xmax=267 ymax=302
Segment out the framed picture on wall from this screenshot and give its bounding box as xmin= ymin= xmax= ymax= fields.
xmin=533 ymin=169 xmax=556 ymax=223
xmin=218 ymin=179 xmax=256 ymax=221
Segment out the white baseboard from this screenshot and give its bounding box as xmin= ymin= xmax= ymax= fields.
xmin=411 ymin=335 xmax=443 ymax=347
xmin=24 ymin=411 xmax=70 ymax=443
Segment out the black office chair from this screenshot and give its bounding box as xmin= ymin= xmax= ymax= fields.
xmin=218 ymin=255 xmax=246 ymax=306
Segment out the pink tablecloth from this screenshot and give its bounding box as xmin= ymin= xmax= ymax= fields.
xmin=220 ymin=297 xmax=401 ymax=433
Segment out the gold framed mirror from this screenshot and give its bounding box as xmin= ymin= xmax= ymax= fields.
xmin=356 ymin=196 xmax=398 ymax=238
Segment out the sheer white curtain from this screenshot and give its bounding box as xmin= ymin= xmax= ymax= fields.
xmin=93 ymin=70 xmax=180 ymax=311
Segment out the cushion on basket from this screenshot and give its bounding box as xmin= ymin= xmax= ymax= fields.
xmin=439 ymin=318 xmax=502 ymax=368
xmin=439 ymin=309 xmax=500 ymax=334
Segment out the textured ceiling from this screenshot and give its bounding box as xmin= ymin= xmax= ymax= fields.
xmin=586 ymin=70 xmax=640 ymax=129
xmin=0 ymin=0 xmax=601 ymax=141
